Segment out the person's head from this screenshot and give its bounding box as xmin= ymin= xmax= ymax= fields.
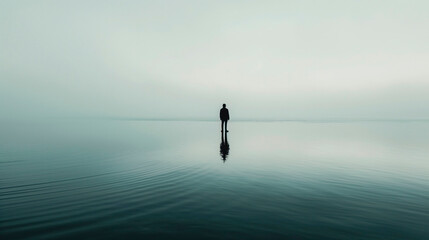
xmin=222 ymin=104 xmax=226 ymax=108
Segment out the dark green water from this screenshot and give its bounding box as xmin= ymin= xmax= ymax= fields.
xmin=1 ymin=120 xmax=428 ymax=239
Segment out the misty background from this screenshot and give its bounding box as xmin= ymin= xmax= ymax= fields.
xmin=1 ymin=0 xmax=428 ymax=120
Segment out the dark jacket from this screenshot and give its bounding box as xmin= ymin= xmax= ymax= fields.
xmin=220 ymin=108 xmax=230 ymax=121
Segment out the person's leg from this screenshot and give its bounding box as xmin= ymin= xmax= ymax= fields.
xmin=221 ymin=120 xmax=224 ymax=132
xmin=225 ymin=120 xmax=228 ymax=132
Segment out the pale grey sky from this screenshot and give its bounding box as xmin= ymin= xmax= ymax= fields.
xmin=1 ymin=0 xmax=428 ymax=119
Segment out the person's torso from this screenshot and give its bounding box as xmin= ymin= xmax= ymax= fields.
xmin=220 ymin=108 xmax=229 ymax=119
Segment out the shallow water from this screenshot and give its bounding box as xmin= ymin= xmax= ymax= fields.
xmin=1 ymin=120 xmax=428 ymax=239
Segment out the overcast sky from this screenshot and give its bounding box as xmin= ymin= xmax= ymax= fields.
xmin=1 ymin=0 xmax=428 ymax=119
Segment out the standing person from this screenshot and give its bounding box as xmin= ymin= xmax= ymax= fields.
xmin=220 ymin=104 xmax=230 ymax=132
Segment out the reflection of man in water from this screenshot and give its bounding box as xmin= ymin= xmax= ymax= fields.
xmin=220 ymin=131 xmax=229 ymax=162
xmin=219 ymin=104 xmax=230 ymax=132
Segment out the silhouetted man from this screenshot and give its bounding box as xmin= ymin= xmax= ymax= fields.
xmin=220 ymin=104 xmax=229 ymax=132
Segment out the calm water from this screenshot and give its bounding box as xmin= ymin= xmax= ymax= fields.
xmin=1 ymin=120 xmax=428 ymax=239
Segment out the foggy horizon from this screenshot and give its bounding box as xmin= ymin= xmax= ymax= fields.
xmin=1 ymin=0 xmax=428 ymax=120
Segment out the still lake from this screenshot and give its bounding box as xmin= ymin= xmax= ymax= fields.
xmin=1 ymin=120 xmax=428 ymax=239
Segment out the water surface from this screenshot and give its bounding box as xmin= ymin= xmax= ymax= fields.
xmin=1 ymin=120 xmax=428 ymax=239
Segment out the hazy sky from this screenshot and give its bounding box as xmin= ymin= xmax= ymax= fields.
xmin=1 ymin=0 xmax=428 ymax=119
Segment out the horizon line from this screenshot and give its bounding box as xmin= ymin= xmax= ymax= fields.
xmin=102 ymin=117 xmax=429 ymax=123
xmin=4 ymin=116 xmax=429 ymax=123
